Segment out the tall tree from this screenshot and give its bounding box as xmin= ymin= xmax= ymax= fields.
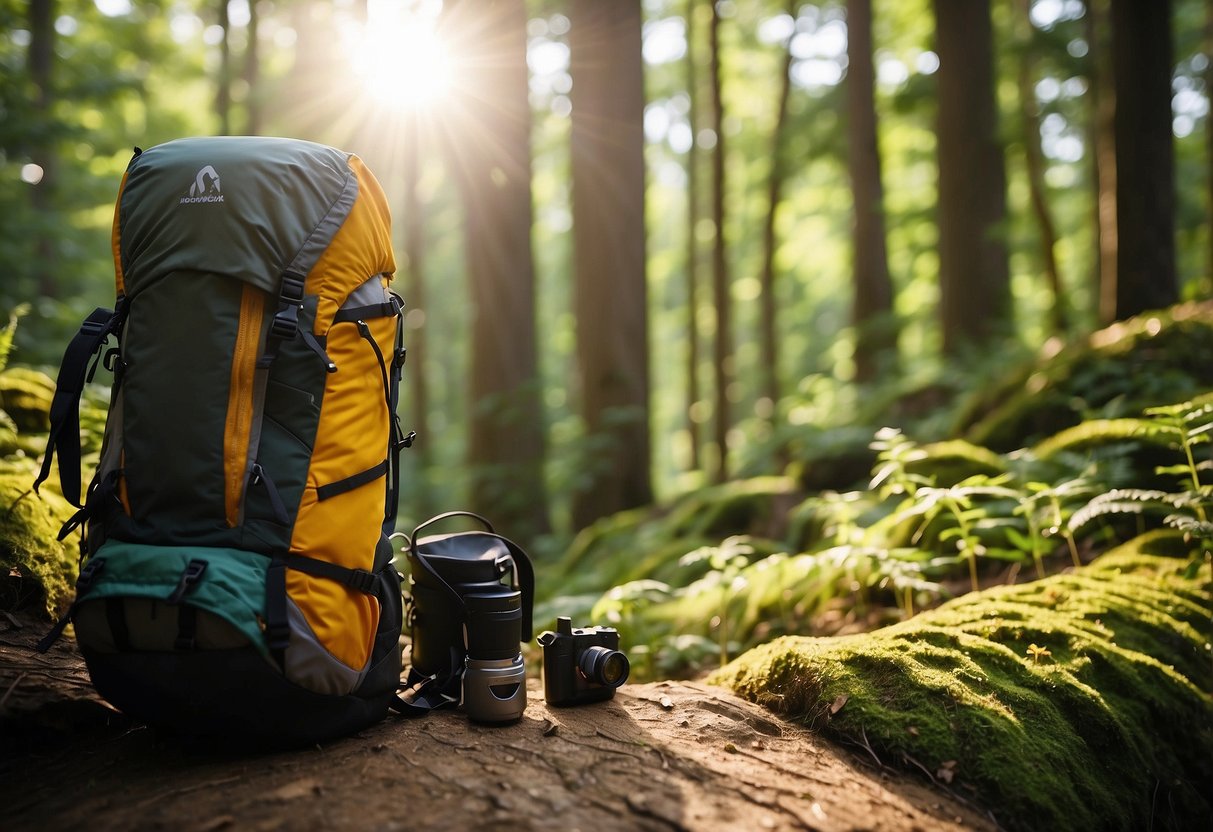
xmin=28 ymin=0 xmax=56 ymax=300
xmin=708 ymin=0 xmax=732 ymax=482
xmin=684 ymin=0 xmax=703 ymax=472
xmin=568 ymin=0 xmax=652 ymax=528
xmin=757 ymin=0 xmax=795 ymax=404
xmin=1085 ymin=0 xmax=1119 ymax=325
xmin=1207 ymin=0 xmax=1213 ymax=293
xmin=444 ymin=0 xmax=549 ymax=539
xmin=216 ymin=0 xmax=232 ymax=135
xmin=1109 ymin=0 xmax=1178 ymax=319
xmin=403 ymin=116 xmax=433 ymax=518
xmin=1015 ymin=0 xmax=1067 ymax=335
xmin=244 ymin=0 xmax=261 ymax=135
xmin=845 ymin=0 xmax=897 ymax=381
xmin=932 ymin=0 xmax=1011 ymax=354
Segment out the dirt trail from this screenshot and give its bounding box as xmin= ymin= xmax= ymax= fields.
xmin=1 ymin=616 xmax=993 ymax=831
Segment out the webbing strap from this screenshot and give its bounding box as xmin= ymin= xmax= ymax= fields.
xmin=34 ymin=305 xmax=125 ymax=507
xmin=281 ymin=552 xmax=378 ymax=594
xmin=315 ymin=459 xmax=388 ymax=502
xmin=265 ymin=557 xmax=289 ymax=667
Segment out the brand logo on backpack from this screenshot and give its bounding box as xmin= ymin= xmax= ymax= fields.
xmin=179 ymin=165 xmax=225 ymax=204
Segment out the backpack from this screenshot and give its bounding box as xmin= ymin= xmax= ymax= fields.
xmin=34 ymin=136 xmax=410 ymax=746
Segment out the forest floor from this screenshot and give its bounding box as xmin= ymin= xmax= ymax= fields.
xmin=0 ymin=611 xmax=995 ymax=832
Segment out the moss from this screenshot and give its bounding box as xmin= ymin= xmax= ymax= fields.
xmin=0 ymin=456 xmax=80 ymax=618
xmin=954 ymin=302 xmax=1213 ymax=451
xmin=0 ymin=367 xmax=56 ymax=433
xmin=711 ymin=539 xmax=1213 ymax=832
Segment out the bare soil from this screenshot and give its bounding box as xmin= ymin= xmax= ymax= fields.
xmin=1 ymin=613 xmax=994 ymax=831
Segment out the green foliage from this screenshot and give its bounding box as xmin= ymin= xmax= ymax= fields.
xmin=954 ymin=303 xmax=1213 ymax=450
xmin=712 ymin=543 xmax=1213 ymax=832
xmin=554 ymin=385 xmax=1213 ymax=683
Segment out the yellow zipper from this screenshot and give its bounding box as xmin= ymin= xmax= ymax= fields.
xmin=224 ymin=284 xmax=265 ymax=526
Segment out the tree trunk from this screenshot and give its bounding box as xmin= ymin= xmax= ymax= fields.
xmin=846 ymin=0 xmax=897 ymax=382
xmin=444 ymin=0 xmax=549 ymax=539
xmin=1206 ymin=0 xmax=1213 ymax=294
xmin=1084 ymin=0 xmax=1118 ymax=326
xmin=684 ymin=0 xmax=702 ymax=472
xmin=568 ymin=0 xmax=652 ymax=529
xmin=403 ymin=117 xmax=433 ymax=518
xmin=757 ymin=1 xmax=795 ymax=403
xmin=216 ymin=0 xmax=231 ymax=135
xmin=709 ymin=0 xmax=732 ymax=483
xmin=1110 ymin=0 xmax=1177 ymax=319
xmin=932 ymin=0 xmax=1011 ymax=354
xmin=1015 ymin=0 xmax=1067 ymax=336
xmin=28 ymin=0 xmax=57 ymax=300
xmin=244 ymin=0 xmax=261 ymax=135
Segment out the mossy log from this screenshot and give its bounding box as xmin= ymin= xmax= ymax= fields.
xmin=711 ymin=532 xmax=1212 ymax=832
xmin=0 ymin=457 xmax=79 ymax=618
xmin=954 ymin=302 xmax=1213 ymax=451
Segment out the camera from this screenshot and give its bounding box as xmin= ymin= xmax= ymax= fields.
xmin=537 ymin=617 xmax=630 ymax=706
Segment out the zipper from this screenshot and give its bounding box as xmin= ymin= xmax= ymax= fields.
xmin=224 ymin=285 xmax=266 ymax=526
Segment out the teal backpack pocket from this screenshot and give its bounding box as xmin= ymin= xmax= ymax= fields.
xmin=72 ymin=541 xmax=271 ymax=657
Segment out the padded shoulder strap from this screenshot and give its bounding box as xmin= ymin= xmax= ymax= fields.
xmin=34 ymin=303 xmax=126 ymax=507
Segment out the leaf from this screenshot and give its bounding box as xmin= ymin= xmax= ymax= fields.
xmin=829 ymin=694 xmax=849 ymax=715
xmin=936 ymin=760 xmax=958 ymax=784
xmin=659 ymin=695 xmax=674 ymax=710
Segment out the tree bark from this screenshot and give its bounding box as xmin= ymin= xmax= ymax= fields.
xmin=846 ymin=0 xmax=897 ymax=382
xmin=1015 ymin=0 xmax=1067 ymax=336
xmin=709 ymin=0 xmax=732 ymax=482
xmin=244 ymin=0 xmax=261 ymax=135
xmin=403 ymin=117 xmax=433 ymax=517
xmin=216 ymin=0 xmax=232 ymax=135
xmin=28 ymin=0 xmax=57 ymax=300
xmin=757 ymin=1 xmax=795 ymax=403
xmin=444 ymin=0 xmax=549 ymax=539
xmin=684 ymin=0 xmax=702 ymax=472
xmin=1084 ymin=0 xmax=1119 ymax=326
xmin=568 ymin=0 xmax=652 ymax=529
xmin=1206 ymin=0 xmax=1213 ymax=295
xmin=1109 ymin=0 xmax=1177 ymax=319
xmin=932 ymin=0 xmax=1011 ymax=354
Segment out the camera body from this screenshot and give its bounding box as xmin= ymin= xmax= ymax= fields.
xmin=538 ymin=617 xmax=630 ymax=706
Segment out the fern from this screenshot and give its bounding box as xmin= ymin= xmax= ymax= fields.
xmin=0 ymin=304 xmax=30 ymax=374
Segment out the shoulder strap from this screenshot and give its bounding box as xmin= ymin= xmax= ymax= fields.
xmin=34 ymin=303 xmax=126 ymax=508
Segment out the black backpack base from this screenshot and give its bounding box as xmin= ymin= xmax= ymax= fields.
xmin=82 ymin=645 xmax=400 ymax=749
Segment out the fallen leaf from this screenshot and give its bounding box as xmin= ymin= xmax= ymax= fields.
xmin=542 ymin=719 xmax=560 ymax=737
xmin=829 ymin=694 xmax=849 ymax=715
xmin=936 ymin=760 xmax=958 ymax=784
xmin=907 ymin=726 xmax=919 ymax=736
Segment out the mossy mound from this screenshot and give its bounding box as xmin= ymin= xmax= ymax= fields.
xmin=0 ymin=456 xmax=80 ymax=618
xmin=0 ymin=367 xmax=56 ymax=433
xmin=711 ymin=534 xmax=1213 ymax=832
xmin=954 ymin=302 xmax=1213 ymax=451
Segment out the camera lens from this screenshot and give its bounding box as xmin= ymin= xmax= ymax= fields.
xmin=464 ymin=590 xmax=522 ymax=661
xmin=578 ymin=646 xmax=630 ymax=688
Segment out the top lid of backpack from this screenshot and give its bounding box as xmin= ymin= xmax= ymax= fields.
xmin=114 ymin=136 xmax=391 ymax=304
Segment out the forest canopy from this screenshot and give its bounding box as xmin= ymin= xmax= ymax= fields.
xmin=1 ymin=0 xmax=1210 ymax=544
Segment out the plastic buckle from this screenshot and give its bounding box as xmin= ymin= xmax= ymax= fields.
xmin=76 ymin=558 xmax=105 ymax=591
xmin=280 ymin=273 xmax=305 ymax=302
xmin=167 ymin=559 xmax=208 ymax=604
xmin=266 ymin=622 xmax=292 ymax=651
xmin=269 ymin=311 xmax=298 ymax=340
